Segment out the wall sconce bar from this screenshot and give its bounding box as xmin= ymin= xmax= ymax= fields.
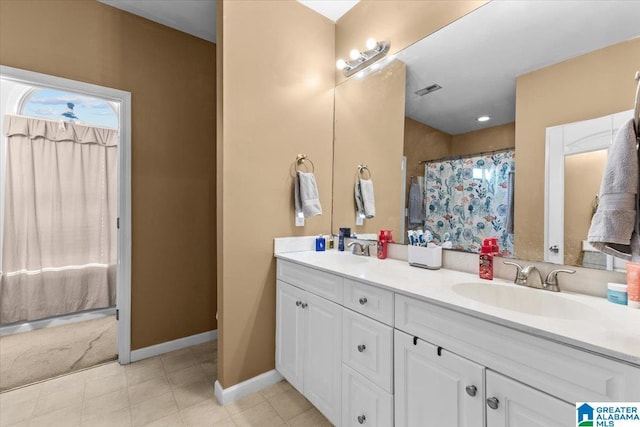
xmin=337 ymin=39 xmax=390 ymax=77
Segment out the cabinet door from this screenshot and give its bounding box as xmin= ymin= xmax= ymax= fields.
xmin=395 ymin=330 xmax=484 ymax=427
xmin=486 ymin=371 xmax=574 ymax=427
xmin=276 ymin=280 xmax=306 ymax=393
xmin=304 ymin=291 xmax=343 ymax=426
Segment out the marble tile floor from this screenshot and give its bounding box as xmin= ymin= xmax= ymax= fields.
xmin=0 ymin=340 xmax=332 ymax=427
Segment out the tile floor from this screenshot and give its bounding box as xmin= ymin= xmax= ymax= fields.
xmin=0 ymin=340 xmax=331 ymax=427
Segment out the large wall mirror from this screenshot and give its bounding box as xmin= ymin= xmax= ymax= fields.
xmin=332 ymin=0 xmax=640 ymax=268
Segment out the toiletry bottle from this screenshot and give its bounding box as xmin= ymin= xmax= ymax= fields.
xmin=479 ymin=243 xmax=493 ymax=280
xmin=626 ymin=262 xmax=640 ymax=308
xmin=377 ymin=230 xmax=387 ymax=259
xmin=385 ymin=229 xmax=393 ymax=243
xmin=490 ymin=237 xmax=500 ymax=256
xmin=338 ymin=227 xmax=349 ymax=252
xmin=315 ymin=235 xmax=326 ymax=252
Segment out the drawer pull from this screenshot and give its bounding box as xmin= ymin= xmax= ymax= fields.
xmin=295 ymin=300 xmax=302 ymax=307
xmin=357 ymin=414 xmax=366 ymax=424
xmin=301 ymin=302 xmax=308 ymax=309
xmin=359 ymin=297 xmax=368 ymax=305
xmin=357 ymin=344 xmax=366 ymax=353
xmin=486 ymin=397 xmax=499 ymax=410
xmin=465 ymin=385 xmax=477 ymax=397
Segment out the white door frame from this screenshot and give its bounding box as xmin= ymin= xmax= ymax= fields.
xmin=0 ymin=65 xmax=132 ymax=364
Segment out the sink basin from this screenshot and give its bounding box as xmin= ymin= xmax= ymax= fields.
xmin=452 ymin=282 xmax=591 ymax=320
xmin=319 ymin=252 xmax=369 ymax=265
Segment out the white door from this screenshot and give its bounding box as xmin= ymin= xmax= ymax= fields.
xmin=485 ymin=370 xmax=574 ymax=427
xmin=395 ymin=330 xmax=485 ymax=427
xmin=304 ymin=291 xmax=343 ymax=426
xmin=275 ymin=280 xmax=306 ymax=393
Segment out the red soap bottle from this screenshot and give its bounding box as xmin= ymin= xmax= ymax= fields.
xmin=377 ymin=230 xmax=387 ymax=259
xmin=490 ymin=237 xmax=500 ymax=256
xmin=479 ymin=244 xmax=493 ymax=280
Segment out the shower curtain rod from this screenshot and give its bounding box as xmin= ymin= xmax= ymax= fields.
xmin=419 ymin=146 xmax=515 ymax=165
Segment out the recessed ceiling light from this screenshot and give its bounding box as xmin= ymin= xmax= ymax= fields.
xmin=476 ymin=116 xmax=491 ymax=122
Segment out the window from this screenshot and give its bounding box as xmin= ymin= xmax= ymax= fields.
xmin=20 ymin=88 xmax=118 ymax=129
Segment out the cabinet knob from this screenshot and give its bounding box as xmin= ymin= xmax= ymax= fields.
xmin=301 ymin=302 xmax=308 ymax=309
xmin=486 ymin=397 xmax=499 ymax=410
xmin=465 ymin=385 xmax=477 ymax=397
xmin=357 ymin=344 xmax=366 ymax=353
xmin=357 ymin=414 xmax=366 ymax=424
xmin=359 ymin=297 xmax=368 ymax=305
xmin=295 ymin=301 xmax=302 ymax=307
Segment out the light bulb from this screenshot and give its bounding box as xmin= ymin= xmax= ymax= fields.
xmin=350 ymin=49 xmax=361 ymax=60
xmin=476 ymin=116 xmax=491 ymax=122
xmin=336 ymin=59 xmax=347 ymax=70
xmin=366 ymin=38 xmax=377 ymax=50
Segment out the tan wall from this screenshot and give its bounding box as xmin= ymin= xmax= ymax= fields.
xmin=333 ymin=60 xmax=406 ymax=237
xmin=335 ymin=0 xmax=487 ymax=85
xmin=218 ymin=0 xmax=335 ymax=387
xmin=564 ymin=151 xmax=607 ymax=266
xmin=0 ymin=0 xmax=217 ymax=349
xmin=450 ymin=122 xmax=515 ymax=156
xmin=515 ymin=38 xmax=640 ymax=261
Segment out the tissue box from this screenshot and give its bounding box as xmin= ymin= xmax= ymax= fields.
xmin=408 ymin=245 xmax=442 ymax=270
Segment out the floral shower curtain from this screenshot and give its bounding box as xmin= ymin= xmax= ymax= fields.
xmin=424 ymin=150 xmax=515 ymax=256
xmin=1 ymin=115 xmax=117 ymax=324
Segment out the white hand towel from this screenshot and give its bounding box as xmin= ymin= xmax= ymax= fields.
xmin=587 ymin=118 xmax=640 ymax=260
xmin=295 ymin=171 xmax=322 ymax=218
xmin=355 ymin=178 xmax=376 ymax=218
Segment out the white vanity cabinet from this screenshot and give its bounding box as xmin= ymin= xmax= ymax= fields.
xmin=276 ymin=275 xmax=343 ymax=425
xmin=275 ymin=256 xmax=640 ymax=427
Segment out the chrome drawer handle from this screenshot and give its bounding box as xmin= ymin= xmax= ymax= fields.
xmin=301 ymin=302 xmax=308 ymax=309
xmin=357 ymin=344 xmax=366 ymax=352
xmin=359 ymin=297 xmax=368 ymax=305
xmin=295 ymin=301 xmax=302 ymax=307
xmin=486 ymin=397 xmax=499 ymax=410
xmin=357 ymin=414 xmax=366 ymax=424
xmin=465 ymin=385 xmax=477 ymax=397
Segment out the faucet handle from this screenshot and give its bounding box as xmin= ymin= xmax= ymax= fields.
xmin=503 ymin=261 xmax=524 ymax=284
xmin=544 ymin=268 xmax=575 ymax=292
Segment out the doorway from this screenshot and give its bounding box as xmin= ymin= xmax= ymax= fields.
xmin=0 ymin=66 xmax=131 ymax=391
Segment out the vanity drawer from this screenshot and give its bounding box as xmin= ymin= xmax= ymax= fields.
xmin=342 ymin=364 xmax=393 ymax=427
xmin=395 ymin=294 xmax=640 ymax=403
xmin=343 ymin=278 xmax=394 ymax=325
xmin=277 ymin=260 xmax=343 ymax=304
xmin=343 ymin=308 xmax=393 ymax=393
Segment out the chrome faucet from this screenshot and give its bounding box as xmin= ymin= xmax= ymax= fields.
xmin=348 ymin=241 xmax=369 ymax=256
xmin=503 ymin=262 xmax=575 ymax=292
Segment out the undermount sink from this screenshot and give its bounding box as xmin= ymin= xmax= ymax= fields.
xmin=452 ymin=282 xmax=591 ymax=320
xmin=321 ymin=252 xmax=369 ymax=265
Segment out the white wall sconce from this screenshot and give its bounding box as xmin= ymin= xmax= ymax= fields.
xmin=336 ymin=38 xmax=390 ymax=77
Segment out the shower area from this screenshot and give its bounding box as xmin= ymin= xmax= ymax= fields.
xmin=0 ymin=73 xmax=120 ymax=391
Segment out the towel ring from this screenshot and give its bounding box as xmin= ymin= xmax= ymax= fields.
xmin=295 ymin=154 xmax=315 ymax=173
xmin=357 ymin=164 xmax=371 ymax=180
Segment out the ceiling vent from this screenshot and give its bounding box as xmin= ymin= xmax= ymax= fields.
xmin=414 ymin=84 xmax=442 ymax=96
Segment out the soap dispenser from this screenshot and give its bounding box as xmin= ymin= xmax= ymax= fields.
xmin=479 ymin=239 xmax=493 ymax=280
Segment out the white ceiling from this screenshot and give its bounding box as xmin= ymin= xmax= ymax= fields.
xmin=397 ymin=0 xmax=640 ymax=135
xmin=297 ymin=0 xmax=359 ymax=22
xmin=98 ymin=0 xmax=217 ymax=43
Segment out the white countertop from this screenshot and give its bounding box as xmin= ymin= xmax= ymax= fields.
xmin=275 ymin=250 xmax=640 ymax=366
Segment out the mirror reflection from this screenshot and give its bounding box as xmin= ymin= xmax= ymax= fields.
xmin=332 ymin=0 xmax=640 ymax=268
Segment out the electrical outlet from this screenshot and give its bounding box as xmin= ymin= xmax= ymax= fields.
xmin=295 ymin=216 xmax=305 ymax=227
xmin=355 ymin=213 xmax=364 ymax=225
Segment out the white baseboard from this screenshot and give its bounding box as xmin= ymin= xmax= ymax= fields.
xmin=214 ymin=369 xmax=284 ymax=405
xmin=130 ymin=329 xmax=217 ymax=362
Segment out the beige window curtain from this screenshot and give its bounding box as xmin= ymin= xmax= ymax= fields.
xmin=1 ymin=115 xmax=117 ymax=324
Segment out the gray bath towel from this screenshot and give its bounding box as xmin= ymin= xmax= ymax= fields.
xmin=355 ymin=178 xmax=376 ymax=218
xmin=587 ymin=118 xmax=640 ymax=260
xmin=408 ymin=180 xmax=423 ymax=225
xmin=295 ymin=171 xmax=322 ymax=218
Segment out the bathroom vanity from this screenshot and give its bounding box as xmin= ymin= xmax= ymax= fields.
xmin=274 ymin=251 xmax=640 ymax=427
